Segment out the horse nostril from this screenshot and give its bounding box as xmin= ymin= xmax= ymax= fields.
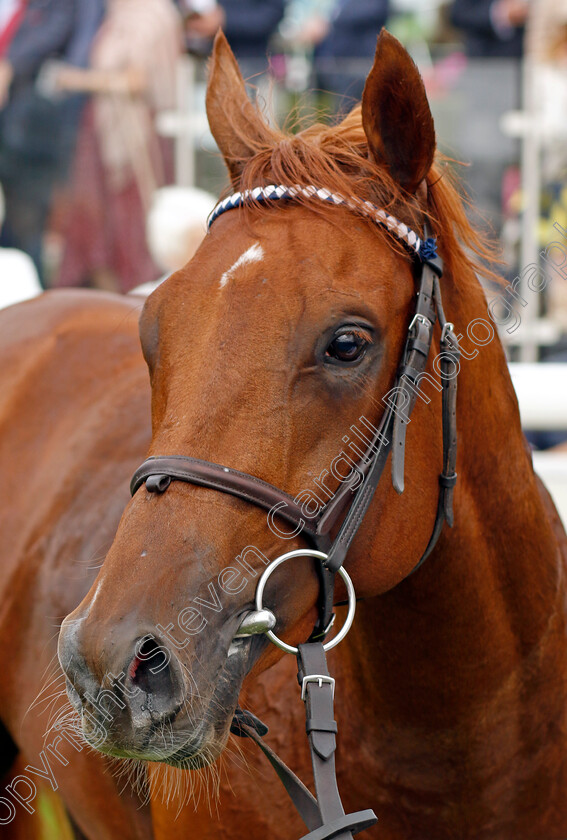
xmin=127 ymin=636 xmax=183 ymax=716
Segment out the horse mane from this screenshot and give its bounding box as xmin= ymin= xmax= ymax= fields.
xmin=228 ymin=103 xmax=500 ymax=290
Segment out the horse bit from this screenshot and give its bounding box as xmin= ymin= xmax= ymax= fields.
xmin=130 ymin=184 xmax=462 ymax=839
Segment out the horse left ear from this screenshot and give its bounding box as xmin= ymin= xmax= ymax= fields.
xmin=362 ymin=30 xmax=435 ymax=194
xmin=206 ymin=31 xmax=276 ymax=186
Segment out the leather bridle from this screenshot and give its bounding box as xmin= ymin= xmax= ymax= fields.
xmin=129 ymin=185 xmax=461 ymax=839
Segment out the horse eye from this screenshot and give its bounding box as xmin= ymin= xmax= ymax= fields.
xmin=325 ymin=329 xmax=371 ymax=365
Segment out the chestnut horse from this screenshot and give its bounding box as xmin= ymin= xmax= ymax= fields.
xmin=2 ymin=30 xmax=567 ymax=840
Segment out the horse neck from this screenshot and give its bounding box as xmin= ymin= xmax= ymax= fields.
xmin=341 ymin=273 xmax=567 ymax=749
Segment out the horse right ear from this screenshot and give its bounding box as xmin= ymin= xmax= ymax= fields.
xmin=206 ymin=31 xmax=275 ymax=186
xmin=361 ymin=30 xmax=435 ymax=194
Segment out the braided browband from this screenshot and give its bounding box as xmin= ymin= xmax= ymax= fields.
xmin=208 ymin=183 xmax=438 ymax=262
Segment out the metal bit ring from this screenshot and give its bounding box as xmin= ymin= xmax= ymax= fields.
xmin=255 ymin=549 xmax=356 ymax=654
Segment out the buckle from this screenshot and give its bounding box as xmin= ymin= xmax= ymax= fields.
xmin=439 ymin=472 xmax=458 ymax=489
xmin=440 ymin=321 xmax=455 ymax=343
xmin=301 ymin=675 xmax=335 ymax=701
xmin=309 ymin=613 xmax=336 ymax=642
xmin=408 ymin=313 xmax=431 ymax=335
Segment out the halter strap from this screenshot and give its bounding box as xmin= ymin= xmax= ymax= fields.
xmin=208 ymin=183 xmax=437 ymax=264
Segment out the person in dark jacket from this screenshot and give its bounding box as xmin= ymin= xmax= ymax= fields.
xmin=314 ymin=0 xmax=390 ymax=112
xmin=222 ymin=0 xmax=285 ymax=66
xmin=0 ymin=0 xmax=104 ymax=285
xmin=450 ymin=0 xmax=528 ymax=58
xmin=180 ymin=0 xmax=285 ymax=76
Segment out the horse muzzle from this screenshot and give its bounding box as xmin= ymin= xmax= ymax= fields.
xmin=57 ymin=610 xmax=260 ymax=764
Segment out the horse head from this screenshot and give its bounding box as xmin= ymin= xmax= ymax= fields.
xmin=57 ymin=31 xmax=482 ymax=769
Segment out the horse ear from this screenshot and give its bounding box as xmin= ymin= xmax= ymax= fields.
xmin=206 ymin=31 xmax=274 ymax=185
xmin=361 ymin=30 xmax=435 ymax=194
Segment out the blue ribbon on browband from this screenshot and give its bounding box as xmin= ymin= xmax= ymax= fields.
xmin=418 ymin=237 xmax=438 ymax=262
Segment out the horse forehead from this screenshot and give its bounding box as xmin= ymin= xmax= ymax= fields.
xmin=204 ymin=207 xmax=399 ymax=289
xmin=153 ymin=208 xmax=407 ymax=340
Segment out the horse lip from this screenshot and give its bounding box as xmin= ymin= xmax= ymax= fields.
xmin=158 ymin=730 xmax=208 ymax=765
xmin=78 ymin=707 xmax=210 ymax=762
xmin=156 ymin=630 xmax=254 ymax=766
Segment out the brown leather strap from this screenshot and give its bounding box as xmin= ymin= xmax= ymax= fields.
xmin=297 ymin=643 xmax=346 ymax=831
xmin=232 ymin=717 xmax=322 ymax=831
xmin=433 ymin=273 xmax=460 ymax=527
xmin=391 ymin=263 xmax=437 ymax=494
xmin=322 ymin=409 xmax=393 ymax=574
xmin=232 ymin=644 xmax=378 ymax=839
xmin=298 ymin=813 xmax=378 ymax=840
xmin=323 ymin=258 xmax=438 ymax=574
xmin=408 ymin=270 xmax=461 ymax=575
xmin=130 ymin=455 xmax=321 ymax=541
xmin=236 ymin=717 xmax=376 ymax=840
xmin=313 ymin=409 xmax=390 ymax=538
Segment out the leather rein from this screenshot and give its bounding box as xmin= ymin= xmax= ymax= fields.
xmin=129 ymin=184 xmax=462 ymax=839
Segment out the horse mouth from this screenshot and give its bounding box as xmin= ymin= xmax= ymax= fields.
xmin=66 ymin=630 xmax=259 ymax=768
xmin=154 ymin=636 xmax=258 ymax=769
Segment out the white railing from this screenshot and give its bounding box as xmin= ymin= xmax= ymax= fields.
xmin=509 ymin=364 xmax=567 ymax=430
xmin=509 ymin=363 xmax=567 ymax=526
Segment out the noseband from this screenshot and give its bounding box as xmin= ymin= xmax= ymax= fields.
xmin=129 ymin=184 xmax=461 ymax=839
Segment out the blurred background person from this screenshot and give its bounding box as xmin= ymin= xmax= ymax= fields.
xmin=50 ymin=0 xmax=106 ymax=175
xmin=0 ymin=182 xmax=41 ymax=308
xmin=450 ymin=0 xmax=528 ymax=57
xmin=52 ymin=0 xmax=182 ymax=294
xmin=0 ymin=0 xmax=103 ymax=286
xmin=313 ymin=0 xmax=390 ymax=113
xmin=179 ymin=0 xmax=285 ymax=77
